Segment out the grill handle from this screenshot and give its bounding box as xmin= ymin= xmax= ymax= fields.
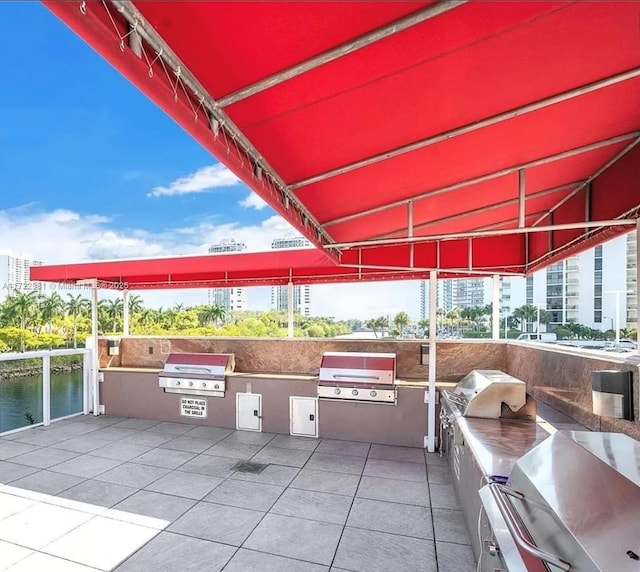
xmin=488 ymin=483 xmax=572 ymax=571
xmin=174 ymin=366 xmax=214 ymax=373
xmin=331 ymin=374 xmax=380 ymax=381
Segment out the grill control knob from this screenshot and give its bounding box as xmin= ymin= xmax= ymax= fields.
xmin=334 ymin=388 xmax=341 ymax=395
xmin=370 ymin=390 xmax=377 ymax=397
xmin=175 ymin=381 xmax=181 ymax=386
xmin=202 ymin=382 xmax=207 ymax=388
xmin=214 ymin=384 xmax=220 ymax=390
xmin=189 ymin=381 xmax=194 ymax=387
xmin=352 ymin=389 xmax=359 ymax=396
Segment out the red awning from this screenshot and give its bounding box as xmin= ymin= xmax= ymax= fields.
xmin=30 ymin=249 xmax=486 ymax=290
xmin=42 ymin=1 xmax=640 ymax=278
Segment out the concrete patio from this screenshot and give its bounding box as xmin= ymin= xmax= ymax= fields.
xmin=0 ymin=415 xmax=474 ymax=572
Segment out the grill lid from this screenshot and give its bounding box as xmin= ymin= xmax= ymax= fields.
xmin=493 ymin=431 xmax=640 ymax=571
xmin=162 ymin=352 xmax=235 ymax=378
xmin=319 ymin=351 xmax=396 ymax=386
xmin=446 ymin=369 xmax=527 ymax=419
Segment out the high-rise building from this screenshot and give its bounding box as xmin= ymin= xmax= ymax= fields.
xmin=502 ymin=232 xmax=632 ymax=331
xmin=626 ymin=232 xmax=637 ymax=328
xmin=454 ymin=278 xmax=489 ymax=309
xmin=0 ymin=254 xmax=43 ymax=299
xmin=419 ymin=232 xmax=638 ymax=331
xmin=419 ymin=278 xmax=471 ymax=319
xmin=207 ymin=239 xmax=248 ymax=312
xmin=271 ymin=236 xmax=311 ymax=317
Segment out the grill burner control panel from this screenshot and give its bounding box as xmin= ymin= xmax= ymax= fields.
xmin=317 ymin=351 xmax=397 ymax=404
xmin=159 ymin=353 xmax=234 ymax=398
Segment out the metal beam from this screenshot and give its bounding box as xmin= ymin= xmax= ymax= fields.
xmin=108 ymin=1 xmax=334 ymax=250
xmin=370 ymin=181 xmax=581 ymax=241
xmin=292 ymin=67 xmax=640 ymax=190
xmin=407 ymin=200 xmax=414 ymax=237
xmin=518 ymin=169 xmax=526 ymax=227
xmin=339 ymin=263 xmax=525 ymax=276
xmin=322 ymin=132 xmax=640 ymax=228
xmin=531 ymin=135 xmax=640 ymax=227
xmin=326 ymin=219 xmax=635 ymax=249
xmin=218 ymin=1 xmax=466 ymax=107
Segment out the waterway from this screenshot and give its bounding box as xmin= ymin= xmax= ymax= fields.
xmin=0 ymin=371 xmax=83 ymax=433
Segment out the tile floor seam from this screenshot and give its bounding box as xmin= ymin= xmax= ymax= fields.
xmin=213 ymin=433 xmax=327 ymax=569
xmin=220 ymin=545 xmax=339 ymax=571
xmin=6 ymin=420 xmax=465 ymax=572
xmin=327 ymin=450 xmax=366 ymax=570
xmin=426 ymin=459 xmax=441 ymax=572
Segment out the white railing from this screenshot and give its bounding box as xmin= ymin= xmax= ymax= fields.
xmin=0 ymin=348 xmax=92 ymax=436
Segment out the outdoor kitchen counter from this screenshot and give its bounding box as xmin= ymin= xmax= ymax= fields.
xmin=100 ymin=367 xmax=455 ymax=388
xmin=457 ymin=415 xmax=552 ymax=479
xmin=100 ymin=367 xmax=316 ymax=381
xmin=443 ymin=396 xmax=548 ymax=477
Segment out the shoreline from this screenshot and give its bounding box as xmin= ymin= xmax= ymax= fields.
xmin=0 ymin=362 xmax=83 ymax=380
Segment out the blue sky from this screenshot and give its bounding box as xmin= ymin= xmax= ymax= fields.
xmin=0 ymin=2 xmax=270 ymax=235
xmin=0 ymin=2 xmax=421 ymax=318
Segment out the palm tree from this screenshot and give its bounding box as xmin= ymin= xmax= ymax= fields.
xmin=127 ymin=294 xmax=143 ymax=333
xmin=417 ymin=318 xmax=429 ymax=337
xmin=394 ymin=311 xmax=410 ymax=338
xmin=39 ymin=292 xmax=64 ymax=334
xmin=66 ymin=294 xmax=90 ymax=348
xmin=198 ymin=305 xmax=219 ymax=327
xmin=211 ymin=304 xmax=226 ymax=326
xmin=5 ymin=292 xmax=40 ymax=351
xmin=365 ymin=318 xmax=379 ymax=338
xmin=100 ymin=298 xmax=123 ymax=333
xmin=374 ymin=316 xmax=389 ymax=337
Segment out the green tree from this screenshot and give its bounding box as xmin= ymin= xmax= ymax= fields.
xmin=39 ymin=292 xmax=64 ymax=334
xmin=127 ymin=294 xmax=144 ymax=333
xmin=5 ymin=292 xmax=40 ymax=351
xmin=66 ymin=294 xmax=90 ymax=348
xmin=394 ymin=311 xmax=410 ymax=338
xmin=100 ymin=298 xmax=123 ymax=333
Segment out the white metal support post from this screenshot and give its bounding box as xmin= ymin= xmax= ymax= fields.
xmin=82 ymin=351 xmax=90 ymax=415
xmin=492 ymin=275 xmax=500 ymax=340
xmin=615 ymin=292 xmax=621 ymax=349
xmin=90 ymin=283 xmax=100 ymax=415
xmin=42 ymin=354 xmax=51 ymax=426
xmin=427 ymin=270 xmax=437 ymax=452
xmin=287 ymin=281 xmax=294 ymax=338
xmin=123 ymin=289 xmax=130 ymax=336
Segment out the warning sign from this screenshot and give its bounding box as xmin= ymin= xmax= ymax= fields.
xmin=180 ymin=397 xmax=207 ymax=419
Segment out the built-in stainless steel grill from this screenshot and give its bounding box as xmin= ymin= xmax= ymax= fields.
xmin=159 ymin=353 xmax=235 ymax=397
xmin=442 ymin=369 xmax=534 ymax=419
xmin=478 ymin=431 xmax=640 ymax=571
xmin=317 ymin=351 xmax=397 ymax=404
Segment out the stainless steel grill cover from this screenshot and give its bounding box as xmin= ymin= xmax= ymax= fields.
xmin=479 ymin=431 xmax=640 ymax=571
xmin=317 ymin=351 xmax=396 ymax=403
xmin=443 ymin=369 xmax=529 ymax=419
xmin=159 ymin=353 xmax=235 ymax=397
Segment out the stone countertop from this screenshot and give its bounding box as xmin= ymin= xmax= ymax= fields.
xmin=442 ymin=395 xmax=553 ymax=479
xmin=100 ymin=367 xmax=315 ymax=380
xmin=100 ymin=367 xmax=455 ymax=389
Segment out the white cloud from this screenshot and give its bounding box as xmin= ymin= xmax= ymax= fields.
xmin=0 ymin=206 xmax=422 ymax=319
xmin=239 ymin=191 xmax=268 ymax=210
xmin=148 ymin=164 xmax=240 ymax=197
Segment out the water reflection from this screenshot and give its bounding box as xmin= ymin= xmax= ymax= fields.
xmin=0 ymin=372 xmax=83 ymax=433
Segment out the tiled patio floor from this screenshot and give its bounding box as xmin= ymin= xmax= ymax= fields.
xmin=0 ymin=416 xmax=474 ymax=571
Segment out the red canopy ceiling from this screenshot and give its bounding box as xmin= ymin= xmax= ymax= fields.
xmin=42 ymin=1 xmax=640 ymax=283
xmin=30 ymin=249 xmax=484 ymax=290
